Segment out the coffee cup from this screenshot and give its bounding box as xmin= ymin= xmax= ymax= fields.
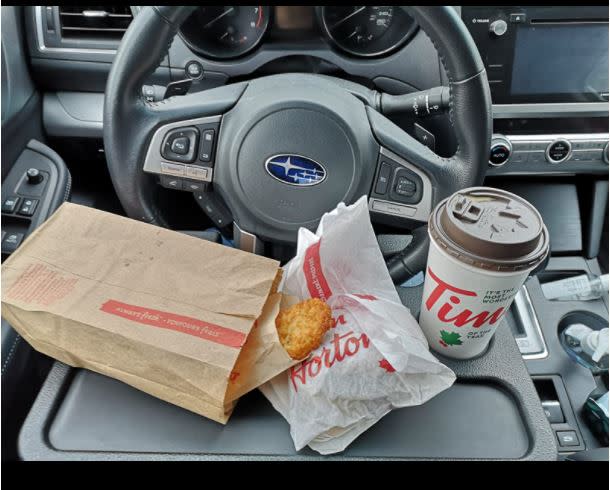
xmin=419 ymin=187 xmax=549 ymax=359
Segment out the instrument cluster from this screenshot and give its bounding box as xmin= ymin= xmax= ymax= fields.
xmin=179 ymin=6 xmax=418 ymax=60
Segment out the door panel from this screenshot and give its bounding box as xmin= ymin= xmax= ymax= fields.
xmin=1 ymin=5 xmax=43 ymax=178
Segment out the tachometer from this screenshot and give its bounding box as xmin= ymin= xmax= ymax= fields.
xmin=180 ymin=6 xmax=270 ymax=60
xmin=320 ymin=6 xmax=417 ymax=58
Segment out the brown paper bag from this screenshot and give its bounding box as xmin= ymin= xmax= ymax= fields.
xmin=1 ymin=203 xmax=296 ymax=424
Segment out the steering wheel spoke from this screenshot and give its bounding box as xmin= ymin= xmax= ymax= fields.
xmin=366 ymin=107 xmax=448 ymax=228
xmin=233 ymin=223 xmax=264 ymax=255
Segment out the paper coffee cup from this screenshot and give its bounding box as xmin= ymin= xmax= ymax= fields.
xmin=419 ymin=187 xmax=549 ymax=360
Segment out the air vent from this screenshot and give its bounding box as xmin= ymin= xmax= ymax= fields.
xmin=58 ymin=6 xmax=133 ymax=41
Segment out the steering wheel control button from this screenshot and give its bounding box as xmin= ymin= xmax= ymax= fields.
xmin=546 ymin=139 xmax=572 ymax=164
xmin=162 ymin=127 xmax=199 ymax=163
xmin=389 ymin=167 xmax=423 ymax=205
xmin=489 ymin=136 xmax=512 ymax=167
xmin=395 ymin=176 xmax=417 ymax=197
xmin=185 ymin=61 xmax=204 ymax=80
xmin=184 ymin=180 xmax=206 ymax=193
xmin=2 ymin=196 xmax=20 ymax=214
xmin=17 ymin=199 xmax=38 ymax=217
xmin=170 ymin=137 xmax=190 ymax=155
xmin=160 ymin=176 xmax=184 ymax=190
xmin=371 ymin=200 xmax=416 ymax=218
xmin=556 ymin=430 xmax=580 ymax=448
xmin=414 ymin=123 xmax=436 ymax=151
xmin=186 ymin=166 xmax=212 ymax=182
xmin=200 ymin=130 xmax=216 ymax=162
xmin=375 ymin=162 xmax=391 ymax=195
xmin=2 ymin=232 xmax=24 ymax=253
xmin=160 ymin=162 xmax=186 ymax=176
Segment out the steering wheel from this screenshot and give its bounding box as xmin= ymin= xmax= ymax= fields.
xmin=103 ymin=6 xmax=491 ymax=284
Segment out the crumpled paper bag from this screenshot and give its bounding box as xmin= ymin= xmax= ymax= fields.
xmin=1 ymin=202 xmax=295 ymax=424
xmin=259 ymin=196 xmax=456 ymax=454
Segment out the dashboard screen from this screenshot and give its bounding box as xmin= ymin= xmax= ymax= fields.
xmin=274 ymin=6 xmax=315 ymax=30
xmin=511 ymin=23 xmax=609 ymax=99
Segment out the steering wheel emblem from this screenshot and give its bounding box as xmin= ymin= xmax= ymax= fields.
xmin=265 ymin=154 xmax=327 ymax=187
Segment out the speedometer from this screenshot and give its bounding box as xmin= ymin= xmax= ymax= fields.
xmin=180 ymin=6 xmax=270 ymax=60
xmin=320 ymin=6 xmax=418 ymax=58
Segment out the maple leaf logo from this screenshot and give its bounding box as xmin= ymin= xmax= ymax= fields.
xmin=439 ymin=330 xmax=462 ymax=348
xmin=379 ymin=359 xmax=396 ymax=373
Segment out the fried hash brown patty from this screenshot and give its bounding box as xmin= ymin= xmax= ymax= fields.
xmin=276 ymin=298 xmax=333 ymax=360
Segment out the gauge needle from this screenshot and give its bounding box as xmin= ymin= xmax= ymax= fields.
xmin=204 ymin=7 xmax=235 ymax=29
xmin=330 ymin=6 xmax=366 ymax=30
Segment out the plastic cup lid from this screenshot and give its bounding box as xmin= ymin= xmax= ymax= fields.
xmin=430 ymin=187 xmax=549 ymax=272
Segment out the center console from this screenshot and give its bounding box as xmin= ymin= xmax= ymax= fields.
xmin=462 ymin=5 xmax=609 ymax=458
xmin=461 ymin=6 xmax=609 ymax=175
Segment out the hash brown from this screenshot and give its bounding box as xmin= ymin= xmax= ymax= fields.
xmin=276 ymin=298 xmax=332 ymax=360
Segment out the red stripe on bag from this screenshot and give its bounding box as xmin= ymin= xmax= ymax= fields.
xmin=100 ymin=300 xmax=246 ymax=348
xmin=303 ymin=240 xmax=332 ymax=300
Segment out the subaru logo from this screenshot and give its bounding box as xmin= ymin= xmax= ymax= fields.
xmin=264 ymin=154 xmax=327 ymax=187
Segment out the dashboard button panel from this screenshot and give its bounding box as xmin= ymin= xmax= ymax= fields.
xmin=143 ymin=116 xmax=221 ymax=193
xmin=368 ymin=148 xmax=433 ymax=224
xmin=488 ymin=133 xmax=609 ymax=169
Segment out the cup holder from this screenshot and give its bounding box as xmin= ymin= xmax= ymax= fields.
xmin=558 ymin=311 xmax=608 ymax=371
xmin=558 ymin=311 xmax=608 ymax=335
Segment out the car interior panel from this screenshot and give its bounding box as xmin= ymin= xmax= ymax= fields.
xmin=0 ymin=5 xmax=608 ymax=462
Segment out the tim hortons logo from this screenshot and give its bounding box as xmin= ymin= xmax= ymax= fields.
xmin=424 ymin=267 xmax=506 ymax=329
xmin=289 ymin=314 xmax=371 ymax=391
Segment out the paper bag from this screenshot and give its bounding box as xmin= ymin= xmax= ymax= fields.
xmin=1 ymin=203 xmax=296 ymax=424
xmin=259 ymin=196 xmax=456 ymax=454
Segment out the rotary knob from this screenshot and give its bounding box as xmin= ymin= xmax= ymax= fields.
xmin=489 ymin=19 xmax=508 ymax=37
xmin=546 ymin=139 xmax=572 ymax=164
xmin=26 ymin=168 xmax=43 ymax=185
xmin=489 ymin=136 xmax=512 ymax=167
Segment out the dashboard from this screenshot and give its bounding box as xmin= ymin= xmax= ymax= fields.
xmin=24 ymin=5 xmax=609 ymax=178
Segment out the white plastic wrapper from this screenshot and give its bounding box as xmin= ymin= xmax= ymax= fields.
xmin=259 ymin=196 xmax=456 ymax=454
